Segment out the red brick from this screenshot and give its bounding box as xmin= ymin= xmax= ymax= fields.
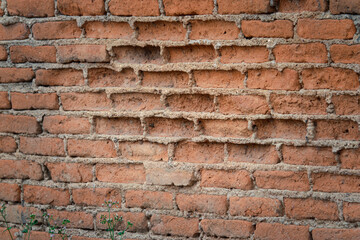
xmin=137 ymin=21 xmax=186 ymax=41
xmin=254 ymin=223 xmax=310 ymax=240
xmin=167 ymin=94 xmax=214 ymax=112
xmin=61 ymin=92 xmax=112 ymax=111
xmin=218 ymin=0 xmax=274 ymax=14
xmin=177 ymin=194 xmax=227 ymax=214
xmin=201 ymin=219 xmax=254 ymax=238
xmin=0 ymin=183 xmax=20 ymax=202
xmin=24 ymin=185 xmax=70 ymax=206
xmin=0 ymin=136 xmax=17 ymax=153
xmin=312 ymin=228 xmax=360 ymax=240
xmin=73 ymin=188 xmax=122 ymax=206
xmin=200 ymin=119 xmax=251 ymax=138
xmin=194 ymin=70 xmax=244 ymax=88
xmin=0 ymin=46 xmax=7 ymax=60
xmin=43 ymin=115 xmax=90 ymax=134
xmin=242 ymin=20 xmax=293 ymax=38
xmin=0 ymin=160 xmax=42 ymax=180
xmin=8 ymin=0 xmax=54 ymax=16
xmin=10 ymin=45 xmax=56 ymax=63
xmin=113 ymin=46 xmax=162 ymax=64
xmin=96 ymin=211 xmax=148 ymax=232
xmin=283 ymin=146 xmax=336 ymax=166
xmin=255 ymin=119 xmax=306 ymax=139
xmin=36 ymin=69 xmax=84 ymax=86
xmin=109 ymin=0 xmax=159 ymax=16
xmin=20 ymin=137 xmax=65 ymax=156
xmin=142 ymin=71 xmax=189 ymax=88
xmin=0 ymin=68 xmax=34 ymax=83
xmin=330 ymin=0 xmax=360 ymax=14
xmin=0 ymin=227 xmax=18 ymax=240
xmin=343 ymin=202 xmax=360 ymax=222
xmin=0 ymin=92 xmax=10 ymax=109
xmin=163 ymin=0 xmax=213 ymax=15
xmin=84 ymin=21 xmax=132 ymax=39
xmin=47 ymin=209 xmax=93 ymax=229
xmin=285 ymin=198 xmax=338 ymax=220
xmin=57 ymin=45 xmax=109 ymax=63
xmin=46 ymin=162 xmax=92 ymax=183
xmin=112 ymin=93 xmax=164 ymax=111
xmin=146 ymin=168 xmax=194 ymax=186
xmin=279 ymin=0 xmax=328 ymax=12
xmin=190 ymin=20 xmax=239 ymax=40
xmin=315 ymin=120 xmax=360 ymax=140
xmin=11 ymin=92 xmax=59 ymax=110
xmin=270 ymin=94 xmax=327 ymax=115
xmin=88 ymin=68 xmax=137 ymax=87
xmin=228 ymin=144 xmax=279 ymax=164
xmin=302 ymin=68 xmax=359 ymax=90
xmin=201 ymin=169 xmax=252 ymax=189
xmin=247 ymin=68 xmax=300 ymax=90
xmin=330 ymin=44 xmax=360 ymax=64
xmin=145 ymin=117 xmax=195 ymax=137
xmin=230 ymin=197 xmax=282 ymax=217
xmin=254 ymin=170 xmax=310 ymax=191
xmin=220 ymin=46 xmax=269 ymax=63
xmin=126 ymin=190 xmax=173 ymax=209
xmin=273 ymin=43 xmax=327 ymax=63
xmin=32 ymin=21 xmax=81 ymax=40
xmin=58 ymin=0 xmax=105 ymax=16
xmin=298 ymin=19 xmax=356 ymax=39
xmin=340 ymin=148 xmax=360 ymax=169
xmin=95 ymin=117 xmax=142 ymax=135
xmin=218 ymin=95 xmax=269 ymax=115
xmin=150 ymin=215 xmax=199 ymax=237
xmin=3 ymin=205 xmax=42 ymax=224
xmin=0 ymin=114 xmax=40 ymax=134
xmin=118 ymin=142 xmax=168 ymax=162
xmin=68 ymin=139 xmax=116 ymax=158
xmin=96 ymin=164 xmax=145 ymax=183
xmin=0 ymin=23 xmax=29 ymax=40
xmin=312 ymin=173 xmax=360 ymax=193
xmin=166 ymin=46 xmax=216 ymax=63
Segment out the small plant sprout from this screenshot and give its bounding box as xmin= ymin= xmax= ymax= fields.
xmin=0 ymin=204 xmax=14 ymax=240
xmin=44 ymin=212 xmax=71 ymax=240
xmin=21 ymin=213 xmax=38 ymax=240
xmin=100 ymin=200 xmax=133 ymax=240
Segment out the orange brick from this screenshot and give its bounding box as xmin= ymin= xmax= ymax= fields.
xmin=218 ymin=0 xmax=274 ymax=14
xmin=201 ymin=169 xmax=252 ymax=189
xmin=247 ymin=68 xmax=300 ymax=90
xmin=0 ymin=160 xmax=42 ymax=180
xmin=0 ymin=92 xmax=10 ymax=109
xmin=279 ymin=0 xmax=327 ymax=12
xmin=0 ymin=68 xmax=34 ymax=83
xmin=0 ymin=23 xmax=29 ymax=40
xmin=95 ymin=117 xmax=142 ymax=135
xmin=312 ymin=173 xmax=360 ymax=193
xmin=174 ymin=142 xmax=224 ymax=164
xmin=46 ymin=162 xmax=93 ymax=183
xmin=88 ymin=68 xmax=137 ymax=88
xmin=343 ymin=202 xmax=360 ymax=222
xmin=298 ymin=19 xmax=356 ymax=39
xmin=68 ymin=139 xmax=117 ymax=158
xmin=273 ymin=43 xmax=327 ymax=63
xmin=0 ymin=114 xmax=40 ymax=134
xmin=43 ymin=115 xmax=91 ymax=134
xmin=284 ymin=198 xmax=338 ymax=220
xmin=47 ymin=209 xmax=94 ymax=229
xmin=254 ymin=223 xmax=310 ymax=240
xmin=3 ymin=205 xmax=42 ymax=224
xmin=218 ymin=95 xmax=269 ymax=115
xmin=254 ymin=119 xmax=307 ymax=139
xmin=315 ymin=120 xmax=360 ymax=140
xmin=166 ymin=46 xmax=216 ymax=63
xmin=96 ymin=211 xmax=148 ymax=232
xmin=201 ymin=219 xmax=254 ymax=238
xmin=32 ymin=21 xmax=81 ymax=40
xmin=10 ymin=45 xmax=56 ymax=63
xmin=242 ymin=20 xmax=293 ymax=38
xmin=113 ymin=46 xmax=162 ymax=64
xmin=24 ymin=185 xmax=70 ymax=206
xmin=220 ymin=46 xmax=269 ymax=63
xmin=126 ymin=190 xmax=173 ymax=210
xmin=199 ymin=119 xmax=251 ymax=138
xmin=254 ymin=170 xmax=310 ymax=191
xmin=142 ymin=71 xmax=189 ymax=88
xmin=136 ymin=21 xmax=186 ymax=41
xmin=150 ymin=215 xmax=199 ymax=237
xmin=167 ymin=94 xmax=214 ymax=112
xmin=96 ymin=164 xmax=145 ymax=183
xmin=0 ymin=183 xmax=20 ymax=202
xmin=0 ymin=136 xmax=17 ymax=153
xmin=118 ymin=142 xmax=168 ymax=162
xmin=228 ymin=144 xmax=279 ymax=164
xmin=20 ymin=137 xmax=65 ymax=156
xmin=229 ymin=197 xmax=282 ymax=217
xmin=190 ymin=20 xmax=239 ymax=40
xmin=193 ymin=70 xmax=245 ymax=88
xmin=61 ymin=92 xmax=112 ymax=111
xmin=163 ymin=0 xmax=213 ymax=15
xmin=112 ymin=93 xmax=164 ymax=111
xmin=57 ymin=0 xmax=105 ymax=16
xmin=145 ymin=117 xmax=195 ymax=137
xmin=330 ymin=44 xmax=360 ymax=64
xmin=0 ymin=46 xmax=7 ymax=60
xmin=109 ymin=0 xmax=160 ymax=16
xmin=84 ymin=21 xmax=132 ymax=39
xmin=312 ymin=228 xmax=360 ymax=240
xmin=35 ymin=69 xmax=84 ymax=86
xmin=57 ymin=45 xmax=109 ymax=63
xmin=146 ymin=168 xmax=194 ymax=186
xmin=73 ymin=188 xmax=121 ymax=206
xmin=283 ymin=146 xmax=336 ymax=166
xmin=11 ymin=92 xmax=59 ymax=110
xmin=340 ymin=148 xmax=360 ymax=169
xmin=330 ymin=0 xmax=360 ymax=14
xmin=7 ymin=0 xmax=55 ymax=17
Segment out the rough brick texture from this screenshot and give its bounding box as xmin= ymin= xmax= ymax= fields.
xmin=0 ymin=1 xmax=359 ymax=240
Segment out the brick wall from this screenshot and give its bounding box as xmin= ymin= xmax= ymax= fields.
xmin=0 ymin=0 xmax=360 ymax=239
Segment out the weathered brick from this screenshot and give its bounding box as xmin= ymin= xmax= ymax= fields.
xmin=43 ymin=115 xmax=90 ymax=134
xmin=145 ymin=117 xmax=195 ymax=137
xmin=10 ymin=45 xmax=56 ymax=63
xmin=194 ymin=70 xmax=245 ymax=88
xmin=7 ymin=0 xmax=54 ymax=17
xmin=58 ymin=0 xmax=105 ymax=16
xmin=201 ymin=219 xmax=254 ymax=238
xmin=167 ymin=94 xmax=214 ymax=112
xmin=112 ymin=93 xmax=164 ymax=111
xmin=0 ymin=160 xmax=42 ymax=180
xmin=220 ymin=46 xmax=269 ymax=63
xmin=95 ymin=117 xmax=142 ymax=135
xmin=218 ymin=95 xmax=269 ymax=115
xmin=32 ymin=21 xmax=81 ymax=40
xmin=175 ymin=142 xmax=224 ymax=164
xmin=254 ymin=119 xmax=307 ymax=139
xmin=0 ymin=46 xmax=7 ymax=60
xmin=150 ymin=215 xmax=199 ymax=237
xmin=247 ymin=68 xmax=300 ymax=90
xmin=166 ymin=46 xmax=216 ymax=63
xmin=254 ymin=170 xmax=310 ymax=191
xmin=343 ymin=202 xmax=360 ymax=222
xmin=229 ymin=197 xmax=282 ymax=217
xmin=11 ymin=92 xmax=59 ymax=110
xmin=273 ymin=43 xmax=327 ymax=63
xmin=0 ymin=136 xmax=17 ymax=153
xmin=146 ymin=168 xmax=194 ymax=186
xmin=0 ymin=114 xmax=40 ymax=134
xmin=312 ymin=228 xmax=360 ymax=240
xmin=330 ymin=0 xmax=360 ymax=14
xmin=3 ymin=205 xmax=42 ymax=224
xmin=330 ymin=44 xmax=360 ymax=64
xmin=190 ymin=20 xmax=239 ymax=40
xmin=109 ymin=0 xmax=160 ymax=16
xmin=61 ymin=92 xmax=112 ymax=111
xmin=47 ymin=209 xmax=93 ymax=229
xmin=118 ymin=142 xmax=168 ymax=162
xmin=163 ymin=0 xmax=213 ymax=15
xmin=73 ymin=188 xmax=121 ymax=206
xmin=0 ymin=92 xmax=10 ymax=109
xmin=340 ymin=148 xmax=360 ymax=169
xmin=283 ymin=146 xmax=336 ymax=166
xmin=279 ymin=0 xmax=328 ymax=12
xmin=0 ymin=23 xmax=29 ymax=40
xmin=20 ymin=137 xmax=65 ymax=156
xmin=254 ymin=223 xmax=310 ymax=240
xmin=88 ymin=68 xmax=137 ymax=88
xmin=68 ymin=139 xmax=117 ymax=158
xmin=298 ymin=19 xmax=356 ymax=39
xmin=228 ymin=144 xmax=279 ymax=164
xmin=46 ymin=162 xmax=92 ymax=183
xmin=0 ymin=183 xmax=20 ymax=202
xmin=36 ymin=69 xmax=84 ymax=86
xmin=312 ymin=173 xmax=360 ymax=193
xmin=0 ymin=68 xmax=34 ymax=83
xmin=242 ymin=20 xmax=293 ymax=38
xmin=96 ymin=164 xmax=145 ymax=183
xmin=315 ymin=120 xmax=360 ymax=140
xmin=24 ymin=185 xmax=70 ymax=206
xmin=57 ymin=45 xmax=109 ymax=63
xmin=113 ymin=46 xmax=162 ymax=64
xmin=96 ymin=211 xmax=148 ymax=232
xmin=84 ymin=21 xmax=132 ymax=39
xmin=136 ymin=21 xmax=186 ymax=41
xmin=218 ymin=0 xmax=274 ymax=14
xmin=201 ymin=169 xmax=252 ymax=189
xmin=285 ymin=198 xmax=338 ymax=220
xmin=199 ymin=119 xmax=251 ymax=138
xmin=142 ymin=71 xmax=189 ymax=88
xmin=126 ymin=190 xmax=173 ymax=209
